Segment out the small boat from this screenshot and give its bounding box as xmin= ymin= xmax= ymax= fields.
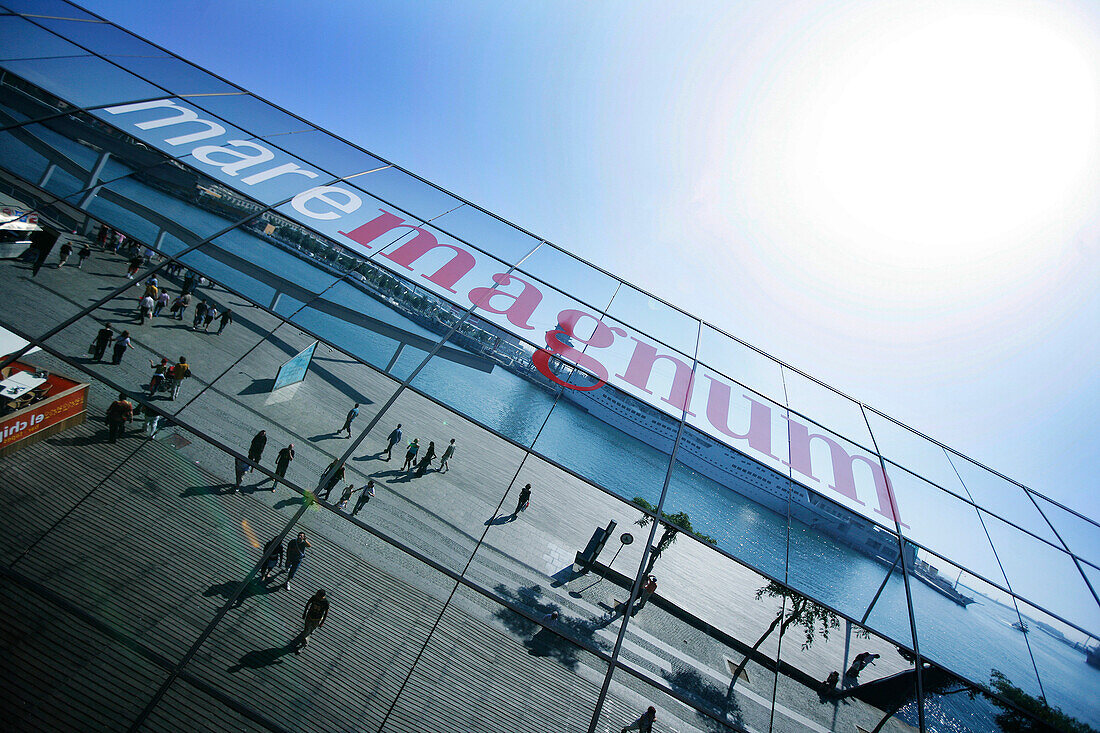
xmin=1012 ymin=621 xmax=1029 ymax=633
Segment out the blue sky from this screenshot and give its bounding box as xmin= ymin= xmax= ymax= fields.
xmin=76 ymin=0 xmax=1100 ymax=533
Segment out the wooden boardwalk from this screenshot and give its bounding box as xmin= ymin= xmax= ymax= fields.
xmin=0 ymin=250 xmax=918 ymax=732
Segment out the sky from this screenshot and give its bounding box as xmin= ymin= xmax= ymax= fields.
xmin=72 ymin=0 xmax=1100 ymax=527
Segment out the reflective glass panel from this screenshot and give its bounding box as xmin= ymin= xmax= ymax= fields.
xmin=2 ymin=0 xmax=96 ymax=19
xmin=783 ymin=366 xmax=874 ymax=451
xmin=381 ymin=583 xmax=607 ymax=733
xmin=107 ymin=56 xmax=240 ymax=96
xmin=32 ymin=16 xmax=162 ymax=58
xmin=605 ymin=283 xmax=700 ymax=357
xmin=949 ymin=450 xmax=1063 ymax=546
xmin=0 ymin=57 xmax=163 ymax=107
xmin=258 ymin=128 xmax=386 ymax=179
xmin=1014 ymin=598 xmax=1100 ymax=732
xmin=865 ymin=408 xmax=969 ymax=497
xmin=0 ymin=14 xmax=84 ymax=59
xmin=429 ymin=202 xmax=544 ymax=266
xmin=907 ymin=552 xmax=1044 ymax=705
xmin=698 ymin=323 xmax=787 ymax=408
xmin=592 ymin=664 xmax=745 ymax=733
xmin=1031 ymin=492 xmax=1100 ymax=568
xmin=187 ymin=93 xmax=310 ymax=137
xmin=885 ymin=460 xmax=1005 ymax=583
xmin=981 ymin=509 xmax=1100 ymax=633
xmin=516 ymin=242 xmax=620 ymax=313
xmin=775 ymin=612 xmax=920 ymax=733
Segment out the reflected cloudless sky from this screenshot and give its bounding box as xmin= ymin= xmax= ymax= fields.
xmin=76 ymin=0 xmax=1099 ymax=531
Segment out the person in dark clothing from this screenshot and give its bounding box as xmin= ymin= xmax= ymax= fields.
xmin=351 ymin=479 xmax=375 ymax=516
xmin=248 ymin=429 xmax=267 ymax=466
xmin=296 ymin=589 xmax=329 ymax=653
xmin=217 ymin=308 xmax=233 ymax=334
xmin=439 ymin=438 xmax=456 ymax=472
xmin=260 ymin=537 xmax=284 ymax=581
xmin=111 ymin=330 xmax=132 ymax=365
xmin=284 ymin=532 xmax=311 ymax=591
xmin=76 ymin=243 xmax=91 ymax=268
xmin=621 ymin=706 xmax=656 ymax=733
xmin=414 ymin=440 xmax=436 ymax=477
xmin=30 ymin=229 xmax=57 ymax=277
xmin=271 ymin=443 xmax=294 ymax=490
xmin=401 ymin=438 xmax=419 ymax=471
xmin=512 ymin=483 xmax=532 ymax=518
xmin=192 ymin=300 xmax=208 ymax=330
xmin=233 ymin=456 xmax=249 ymax=491
xmin=57 ymin=241 xmax=73 ymax=267
xmin=181 ymin=272 xmax=196 ymax=295
xmin=338 ymin=403 xmax=359 ymax=437
xmin=336 ymin=484 xmax=354 ymax=510
xmin=202 ymin=305 xmax=217 ymax=332
xmin=147 ymin=357 xmax=170 ymax=396
xmin=92 ymin=323 xmax=114 ymax=362
xmin=318 ymin=459 xmax=345 ymax=500
xmin=384 ymin=424 xmax=402 ymax=460
xmin=846 ymin=652 xmax=879 ymax=679
xmin=126 ymin=254 xmax=142 ymax=279
xmin=105 ymin=393 xmax=133 ymax=443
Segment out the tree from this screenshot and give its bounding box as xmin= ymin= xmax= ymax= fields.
xmin=632 ymin=496 xmax=716 ymax=576
xmin=727 ymin=581 xmax=847 ymax=692
xmin=985 ymin=669 xmax=1095 ymax=733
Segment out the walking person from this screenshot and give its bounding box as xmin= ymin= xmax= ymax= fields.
xmin=384 ymin=423 xmax=402 ymax=460
xmin=401 ymin=438 xmax=419 ymax=472
xmin=169 ymin=356 xmax=191 ymax=400
xmin=295 ymin=589 xmax=329 ymax=654
xmin=192 ymin=300 xmax=208 ymax=330
xmin=216 ymin=308 xmax=232 ymax=334
xmin=202 ymin=305 xmax=217 ymax=333
xmin=439 ymin=438 xmax=456 ymax=472
xmin=147 ymin=357 xmax=170 ymax=396
xmin=511 ymin=483 xmax=532 ymax=518
xmin=338 ymin=403 xmax=360 ymax=437
xmin=351 ymin=479 xmax=375 ymax=516
xmin=56 ymin=240 xmax=72 ymax=267
xmin=126 ymin=253 xmax=142 ymax=279
xmin=318 ymin=459 xmax=345 ymax=500
xmin=141 ymin=403 xmax=163 ymax=438
xmin=414 ymin=440 xmax=436 ymax=477
xmin=248 ymin=429 xmax=267 ymax=466
xmin=111 ymin=330 xmax=133 ymax=365
xmin=172 ymin=292 xmax=191 ymax=321
xmin=336 ymin=484 xmax=354 ymax=511
xmin=271 ymin=443 xmax=294 ymax=490
xmin=105 ymin=393 xmax=133 ymax=443
xmin=143 ymin=278 xmax=158 ymax=300
xmin=634 ymin=575 xmax=658 ymax=612
xmin=621 ymin=706 xmax=657 ymax=733
xmin=153 ymin=288 xmax=170 ymax=317
xmin=260 ymin=537 xmax=284 ymax=581
xmin=284 ymin=532 xmax=311 ymax=591
xmin=92 ymin=323 xmax=114 ymax=362
xmin=138 ymin=294 xmax=154 ymax=324
xmin=233 ymin=456 xmax=250 ymax=491
xmin=76 ymin=242 xmax=91 ymax=268
xmin=181 ymin=271 xmax=196 ymax=295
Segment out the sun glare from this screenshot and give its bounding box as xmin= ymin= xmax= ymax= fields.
xmin=798 ymin=8 xmax=1099 ymax=268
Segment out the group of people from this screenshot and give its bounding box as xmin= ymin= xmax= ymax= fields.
xmin=234 ymin=429 xmax=296 ymax=492
xmin=256 ymin=532 xmax=328 ymax=654
xmin=818 ymin=650 xmax=881 ymax=696
xmin=386 ymin=423 xmax=457 ymax=478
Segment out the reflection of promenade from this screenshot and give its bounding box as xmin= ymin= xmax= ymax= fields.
xmin=0 ymin=248 xmax=916 ymax=732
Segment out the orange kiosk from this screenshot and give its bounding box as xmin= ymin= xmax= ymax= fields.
xmin=0 ymin=358 xmax=89 ymax=458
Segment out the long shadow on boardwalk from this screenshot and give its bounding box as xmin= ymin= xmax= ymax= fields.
xmin=227 ymin=641 xmax=298 ymax=672
xmin=493 ymin=584 xmax=614 ymax=671
xmin=663 ymin=667 xmax=744 ymax=733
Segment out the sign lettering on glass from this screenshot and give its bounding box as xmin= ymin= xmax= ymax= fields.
xmin=99 ymin=99 xmax=904 ymax=529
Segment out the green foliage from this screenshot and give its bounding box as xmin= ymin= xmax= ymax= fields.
xmin=632 ymin=497 xmax=718 ymax=547
xmin=755 ymin=581 xmax=842 ymax=650
xmin=986 ymin=670 xmax=1096 ymax=732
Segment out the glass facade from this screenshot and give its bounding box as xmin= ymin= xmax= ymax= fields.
xmin=1 ymin=2 xmax=1097 ymax=731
